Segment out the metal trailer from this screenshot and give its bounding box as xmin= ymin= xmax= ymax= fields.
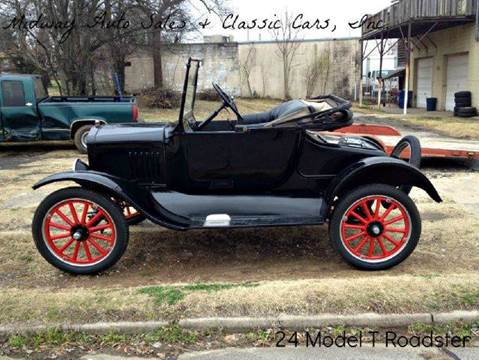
xmin=331 ymin=123 xmax=479 ymax=169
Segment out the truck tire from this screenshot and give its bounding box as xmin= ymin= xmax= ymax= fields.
xmin=32 ymin=187 xmax=129 ymax=275
xmin=73 ymin=125 xmax=93 ymax=154
xmin=329 ymin=184 xmax=421 ymax=271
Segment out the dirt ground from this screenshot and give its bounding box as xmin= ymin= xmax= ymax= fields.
xmin=0 ymin=99 xmax=478 ymax=326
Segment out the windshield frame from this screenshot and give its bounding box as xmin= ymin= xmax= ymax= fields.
xmin=177 ymin=58 xmax=201 ymax=132
xmin=33 ymin=76 xmax=49 ymax=101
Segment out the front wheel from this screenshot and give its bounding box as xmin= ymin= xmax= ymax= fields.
xmin=329 ymin=184 xmax=421 ymax=270
xmin=32 ymin=187 xmax=129 ymax=275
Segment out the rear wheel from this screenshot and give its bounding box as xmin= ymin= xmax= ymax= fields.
xmin=73 ymin=125 xmax=93 ymax=154
xmin=329 ymin=184 xmax=421 ymax=270
xmin=32 ymin=187 xmax=129 ymax=275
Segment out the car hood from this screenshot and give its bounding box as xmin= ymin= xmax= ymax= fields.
xmin=87 ymin=123 xmax=173 ymax=145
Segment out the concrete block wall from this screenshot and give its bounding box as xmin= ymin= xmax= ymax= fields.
xmin=125 ymin=43 xmax=241 ymax=96
xmin=238 ymin=39 xmax=360 ymax=99
xmin=410 ymin=23 xmax=479 ymax=110
xmin=125 ymin=39 xmax=360 ymax=100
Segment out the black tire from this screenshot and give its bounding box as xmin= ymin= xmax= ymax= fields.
xmin=73 ymin=125 xmax=93 ymax=154
xmin=390 ymin=135 xmax=421 ymax=194
xmin=455 ymin=100 xmax=472 ymax=107
xmin=32 ymin=187 xmax=129 ymax=275
xmin=455 ymin=91 xmax=471 ymax=98
xmin=329 ymin=184 xmax=421 ymax=270
xmin=456 ymin=107 xmax=478 ymax=118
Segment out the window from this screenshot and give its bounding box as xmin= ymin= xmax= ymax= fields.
xmin=34 ymin=78 xmax=48 ymax=100
xmin=2 ymin=80 xmax=26 ymax=107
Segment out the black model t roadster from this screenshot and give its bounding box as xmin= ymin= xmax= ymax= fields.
xmin=32 ymin=59 xmax=442 ymax=274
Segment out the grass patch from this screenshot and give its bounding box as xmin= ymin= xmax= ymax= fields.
xmin=138 ymin=287 xmax=185 ymax=305
xmin=408 ymin=321 xmax=478 ymax=338
xmin=138 ymin=282 xmax=258 ymax=305
xmin=144 ymin=325 xmax=198 ymax=344
xmin=8 ymin=328 xmax=94 ymax=349
xmin=6 ymin=326 xmax=198 ymax=350
xmin=8 ymin=335 xmax=28 ymax=348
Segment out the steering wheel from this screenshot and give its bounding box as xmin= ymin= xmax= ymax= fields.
xmin=213 ymin=83 xmax=242 ymax=120
xmin=195 ymin=83 xmax=243 ymax=130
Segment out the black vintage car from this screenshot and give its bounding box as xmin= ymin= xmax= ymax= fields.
xmin=32 ymin=59 xmax=442 ymax=275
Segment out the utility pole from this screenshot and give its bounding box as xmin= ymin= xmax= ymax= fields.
xmin=377 ymin=33 xmax=385 ymax=109
xmin=403 ymin=22 xmax=412 ymax=115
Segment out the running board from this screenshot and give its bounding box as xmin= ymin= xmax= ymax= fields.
xmin=193 ymin=214 xmax=323 ymax=229
xmin=151 ymin=192 xmax=326 ymax=229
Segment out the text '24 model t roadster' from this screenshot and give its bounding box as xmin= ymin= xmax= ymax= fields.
xmin=32 ymin=59 xmax=442 ymax=275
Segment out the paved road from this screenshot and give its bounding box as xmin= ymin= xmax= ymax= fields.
xmin=37 ymin=346 xmax=476 ymax=360
xmin=177 ymin=346 xmax=477 ymax=360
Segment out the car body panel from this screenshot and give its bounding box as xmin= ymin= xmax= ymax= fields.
xmin=325 ymin=156 xmax=442 ymax=204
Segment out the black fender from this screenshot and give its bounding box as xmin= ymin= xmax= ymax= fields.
xmin=325 ymin=156 xmax=442 ymax=205
xmin=32 ymin=171 xmax=190 ymax=230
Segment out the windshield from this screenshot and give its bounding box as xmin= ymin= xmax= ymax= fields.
xmin=179 ymin=59 xmax=200 ymax=131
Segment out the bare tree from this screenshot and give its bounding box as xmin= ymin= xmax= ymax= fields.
xmin=319 ymin=46 xmax=332 ymax=94
xmin=260 ymin=63 xmax=267 ymax=97
xmin=272 ymin=9 xmax=301 ymax=100
xmin=304 ymin=43 xmax=329 ymax=98
xmin=136 ymin=0 xmax=228 ymax=89
xmin=0 ymin=0 xmax=228 ymax=94
xmin=240 ymin=44 xmax=256 ymax=97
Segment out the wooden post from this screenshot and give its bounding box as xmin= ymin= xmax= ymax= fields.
xmin=403 ymin=22 xmax=412 ymax=115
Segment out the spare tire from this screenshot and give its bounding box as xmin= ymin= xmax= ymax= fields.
xmin=390 ymin=135 xmax=422 ymax=195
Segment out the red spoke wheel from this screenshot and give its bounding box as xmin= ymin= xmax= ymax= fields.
xmin=33 ymin=187 xmax=128 ymax=275
xmin=329 ymin=184 xmax=421 ymax=270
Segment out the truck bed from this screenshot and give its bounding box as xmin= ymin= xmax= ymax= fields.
xmin=42 ymin=96 xmax=135 ymax=103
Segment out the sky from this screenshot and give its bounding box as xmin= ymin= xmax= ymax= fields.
xmin=190 ymin=0 xmax=392 ymax=42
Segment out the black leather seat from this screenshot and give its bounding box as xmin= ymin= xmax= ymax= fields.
xmin=240 ymin=100 xmax=310 ymax=125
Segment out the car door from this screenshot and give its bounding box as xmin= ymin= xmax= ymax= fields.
xmin=0 ymin=79 xmax=39 ymax=141
xmin=180 ymin=127 xmax=301 ymax=192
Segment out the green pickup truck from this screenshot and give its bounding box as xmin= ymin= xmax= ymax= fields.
xmin=0 ymin=74 xmax=140 ymax=153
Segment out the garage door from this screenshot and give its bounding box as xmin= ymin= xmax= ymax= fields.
xmin=416 ymin=58 xmax=433 ymax=108
xmin=445 ymin=54 xmax=469 ymax=111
